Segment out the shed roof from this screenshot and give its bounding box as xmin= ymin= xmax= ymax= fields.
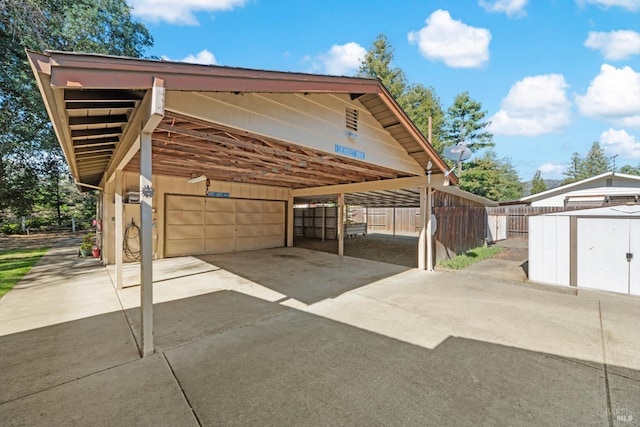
xmin=540 ymin=205 xmax=640 ymax=217
xmin=28 ymin=50 xmax=456 ymax=193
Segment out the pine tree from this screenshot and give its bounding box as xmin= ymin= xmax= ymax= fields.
xmin=357 ymin=34 xmax=407 ymax=100
xmin=581 ymin=141 xmax=610 ymax=177
xmin=443 ymin=92 xmax=494 ymax=152
xmin=562 ymin=152 xmax=583 ymax=185
xmin=530 ymin=170 xmax=547 ymax=195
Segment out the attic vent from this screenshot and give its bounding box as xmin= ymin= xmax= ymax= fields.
xmin=606 ymin=178 xmax=613 ymax=187
xmin=345 ymin=107 xmax=358 ymax=132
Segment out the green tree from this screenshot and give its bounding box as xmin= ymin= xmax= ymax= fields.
xmin=357 ymin=35 xmax=445 ymax=153
xmin=357 ymin=34 xmax=407 ymax=100
xmin=530 ymin=170 xmax=547 ymax=195
xmin=399 ymin=83 xmax=446 ymax=153
xmin=619 ymin=164 xmax=640 ymax=176
xmin=581 ymin=141 xmax=610 ymax=178
xmin=0 ymin=0 xmax=152 ymax=221
xmin=562 ymin=142 xmax=611 ymax=185
xmin=459 ymin=150 xmax=523 ymax=201
xmin=443 ymin=92 xmax=494 ymax=152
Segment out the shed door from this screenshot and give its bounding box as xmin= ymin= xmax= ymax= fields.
xmin=577 ymin=218 xmax=640 ymax=295
xmin=166 ymin=195 xmax=284 ymax=257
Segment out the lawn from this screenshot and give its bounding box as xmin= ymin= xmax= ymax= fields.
xmin=438 ymin=245 xmax=502 ymax=270
xmin=0 ymin=247 xmax=49 ymax=298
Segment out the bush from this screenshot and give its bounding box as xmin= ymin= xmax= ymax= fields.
xmin=0 ymin=223 xmax=21 ymax=235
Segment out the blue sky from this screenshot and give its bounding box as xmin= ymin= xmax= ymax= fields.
xmin=127 ymin=0 xmax=640 ymax=181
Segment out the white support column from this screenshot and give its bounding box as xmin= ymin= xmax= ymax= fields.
xmin=418 ymin=186 xmax=427 ymax=270
xmin=426 ymin=186 xmax=434 ymax=271
xmin=287 ymin=192 xmax=294 ymax=247
xmin=140 ymin=133 xmax=154 ymax=356
xmin=115 ymin=170 xmax=124 ymax=289
xmin=337 ymin=193 xmax=344 ymax=256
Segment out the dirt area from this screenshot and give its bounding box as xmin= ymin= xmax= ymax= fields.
xmin=295 ymin=233 xmax=419 ymax=268
xmin=0 ymin=232 xmax=79 ymax=251
xmin=295 ymin=234 xmax=530 ymax=268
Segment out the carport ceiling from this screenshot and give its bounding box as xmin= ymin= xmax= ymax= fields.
xmin=122 ymin=111 xmax=411 ymax=189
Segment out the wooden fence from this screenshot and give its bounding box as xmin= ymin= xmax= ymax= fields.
xmin=485 ymin=206 xmax=588 ymax=239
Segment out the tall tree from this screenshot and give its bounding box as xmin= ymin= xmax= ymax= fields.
xmin=443 ymin=92 xmax=494 ymax=152
xmin=562 ymin=152 xmax=583 ymax=185
xmin=530 ymin=170 xmax=547 ymax=195
xmin=459 ymin=150 xmax=523 ymax=201
xmin=399 ymin=83 xmax=446 ymax=153
xmin=581 ymin=141 xmax=610 ymax=178
xmin=619 ymin=164 xmax=640 ymax=176
xmin=0 ymin=0 xmax=152 ymax=218
xmin=357 ymin=35 xmax=445 ymax=153
xmin=357 ymin=34 xmax=407 ymax=101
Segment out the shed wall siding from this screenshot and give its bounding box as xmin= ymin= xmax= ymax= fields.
xmin=165 ymin=91 xmax=424 ymax=176
xmin=528 ymin=216 xmax=570 ymax=286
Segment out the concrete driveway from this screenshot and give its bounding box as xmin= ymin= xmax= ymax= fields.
xmin=0 ymin=240 xmax=638 ymax=426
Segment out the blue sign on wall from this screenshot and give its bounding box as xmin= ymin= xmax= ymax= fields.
xmin=207 ymin=191 xmax=230 ymax=198
xmin=335 ymin=144 xmax=365 ymax=160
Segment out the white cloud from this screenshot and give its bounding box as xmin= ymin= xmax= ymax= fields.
xmin=576 ymin=0 xmax=640 ymax=12
xmin=489 ymin=74 xmax=571 ymax=136
xmin=599 ymin=128 xmax=640 ymax=159
xmin=479 ymin=0 xmax=528 ymax=17
xmin=320 ymin=42 xmax=367 ymax=76
xmin=127 ymin=0 xmax=247 ymax=25
xmin=161 ymin=49 xmax=217 ymax=65
xmin=408 ymin=10 xmax=491 ymax=68
xmin=539 ymin=163 xmax=567 ymax=177
xmin=585 ymin=30 xmax=640 ymax=60
xmin=575 ymin=64 xmax=640 ymax=128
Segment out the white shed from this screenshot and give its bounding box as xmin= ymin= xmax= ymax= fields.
xmin=529 ymin=205 xmax=640 ymax=295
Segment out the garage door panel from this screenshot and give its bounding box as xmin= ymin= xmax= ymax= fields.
xmin=205 ymin=211 xmax=236 ymax=225
xmin=237 ymin=212 xmax=262 ymax=225
xmin=237 ymin=224 xmax=262 ymax=237
xmin=236 ymin=199 xmax=262 ymax=212
xmin=166 ymin=195 xmax=284 ymax=257
xmin=206 ymin=198 xmax=236 ymax=212
xmin=262 ymin=202 xmax=284 ymax=214
xmin=167 ymin=225 xmax=205 ymax=240
xmin=166 ymin=210 xmax=204 ymax=226
xmin=263 ymin=213 xmax=284 ymax=224
xmin=263 ymin=224 xmax=284 ymax=236
xmin=168 ymin=239 xmax=205 ymax=257
xmin=167 ymin=195 xmax=204 ymax=211
xmin=205 ymin=224 xmax=235 ymax=238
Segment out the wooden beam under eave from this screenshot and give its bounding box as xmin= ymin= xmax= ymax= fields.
xmin=291 ymin=175 xmax=446 ymax=198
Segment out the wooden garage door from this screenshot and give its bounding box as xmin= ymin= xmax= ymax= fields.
xmin=165 ymin=195 xmax=285 ymax=257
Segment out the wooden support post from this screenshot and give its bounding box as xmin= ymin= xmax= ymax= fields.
xmin=418 ymin=186 xmax=427 ymax=270
xmin=115 ymin=170 xmax=123 ymax=289
xmin=140 ymin=133 xmax=154 ymax=356
xmin=287 ymin=193 xmax=294 ymax=247
xmin=392 ymin=207 xmax=396 ymax=243
xmin=338 ymin=193 xmax=344 ymax=256
xmin=427 ymin=186 xmax=433 ymax=271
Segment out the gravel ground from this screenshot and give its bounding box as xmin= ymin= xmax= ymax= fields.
xmin=295 ymin=233 xmax=419 ymax=268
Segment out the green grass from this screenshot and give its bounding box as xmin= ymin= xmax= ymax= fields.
xmin=0 ymin=247 xmax=49 ymax=298
xmin=438 ymin=245 xmax=502 ymax=270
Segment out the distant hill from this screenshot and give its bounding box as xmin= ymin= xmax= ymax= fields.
xmin=521 ymin=179 xmax=562 ymax=197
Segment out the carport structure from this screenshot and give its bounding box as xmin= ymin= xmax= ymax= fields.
xmin=28 ymin=50 xmax=456 ymax=355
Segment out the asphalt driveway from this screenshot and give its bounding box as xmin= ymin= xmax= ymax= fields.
xmin=0 ymin=240 xmax=638 ymax=426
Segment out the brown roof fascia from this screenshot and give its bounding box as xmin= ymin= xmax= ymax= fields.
xmin=42 ymin=50 xmax=383 ymax=94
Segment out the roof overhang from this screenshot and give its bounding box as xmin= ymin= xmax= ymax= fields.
xmin=28 ymin=50 xmax=457 ymax=195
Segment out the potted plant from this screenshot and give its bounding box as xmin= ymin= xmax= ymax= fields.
xmin=80 ymin=232 xmax=94 ymax=257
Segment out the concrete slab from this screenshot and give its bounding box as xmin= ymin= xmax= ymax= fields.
xmin=198 ymin=247 xmax=409 ymax=305
xmin=0 ymin=310 xmax=140 ymax=403
xmin=0 ymin=240 xmax=122 ymax=335
xmin=125 ymin=290 xmax=290 ymax=352
xmin=0 ymin=354 xmax=198 ymax=427
xmin=164 ymin=303 xmax=612 ymax=426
